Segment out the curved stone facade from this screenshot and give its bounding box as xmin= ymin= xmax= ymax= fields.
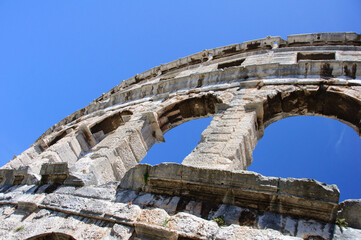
xmin=0 ymin=32 xmax=361 ymax=239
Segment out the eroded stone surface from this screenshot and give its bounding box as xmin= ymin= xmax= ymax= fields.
xmin=337 ymin=199 xmax=361 ymax=229
xmin=120 ymin=163 xmax=339 ymax=222
xmin=1 ymin=32 xmax=361 ymax=239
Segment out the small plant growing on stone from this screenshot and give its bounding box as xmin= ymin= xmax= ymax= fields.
xmin=213 ymin=215 xmax=225 ymax=227
xmin=162 ymin=218 xmax=169 ymax=227
xmin=335 ymin=218 xmax=348 ymax=228
xmin=14 ymin=225 xmax=24 ymax=232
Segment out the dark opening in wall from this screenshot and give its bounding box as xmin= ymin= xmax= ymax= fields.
xmin=13 ymin=175 xmax=24 ymax=185
xmin=297 ymin=52 xmax=335 ymax=62
xmin=217 ymin=59 xmax=245 ymax=69
xmin=48 ymin=130 xmax=68 ymax=147
xmin=26 ymin=232 xmax=76 ymax=240
xmin=247 ymin=42 xmax=261 ymax=50
xmin=90 ymin=111 xmax=132 ymax=136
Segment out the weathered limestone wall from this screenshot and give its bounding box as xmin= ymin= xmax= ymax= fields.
xmin=1 ymin=32 xmax=361 ymax=239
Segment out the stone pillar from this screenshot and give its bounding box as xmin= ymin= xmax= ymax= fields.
xmin=67 ymin=113 xmax=161 ymax=185
xmin=182 ymin=103 xmax=258 ymax=171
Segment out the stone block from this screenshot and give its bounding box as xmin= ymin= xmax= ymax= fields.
xmin=133 ymin=193 xmax=156 ymax=207
xmin=40 ymin=162 xmax=68 ymax=175
xmin=128 ymin=130 xmax=147 ymax=162
xmin=105 ymin=202 xmax=141 ymax=222
xmin=73 ymin=186 xmax=116 ymax=201
xmin=17 ymin=152 xmax=32 ymax=165
xmin=121 ymin=164 xmax=340 ymax=222
xmin=203 ymin=133 xmax=231 ymax=142
xmin=68 ymin=137 xmax=83 ymax=158
xmin=137 ymin=208 xmax=170 ymax=226
xmin=17 ymin=201 xmax=38 ymax=212
xmin=278 ymin=178 xmax=339 ymax=203
xmin=40 ymin=162 xmax=69 ymax=184
xmin=197 ymin=142 xmax=226 ymax=154
xmin=337 ymin=199 xmax=361 ymax=229
xmin=42 ymin=193 xmax=71 ymax=208
xmin=81 ymin=199 xmax=111 ymax=216
xmin=296 ymin=219 xmax=333 ymax=240
xmin=168 ymin=212 xmax=219 ymax=239
xmin=135 ymin=222 xmax=178 ymax=240
xmin=53 ymin=142 xmax=78 ymax=163
xmin=41 ymin=151 xmax=62 ymax=163
xmin=215 ymin=224 xmax=301 ymax=240
xmin=258 ymin=212 xmax=282 ymax=231
xmin=0 ymin=169 xmax=14 ymax=185
xmin=61 ymin=195 xmax=89 ymax=212
xmin=212 ymin=204 xmax=243 ymax=225
xmin=115 ymin=190 xmax=138 ymax=203
xmin=185 ymin=200 xmax=202 ymax=217
xmin=283 ymin=217 xmax=298 ymax=236
xmin=115 ymin=139 xmax=138 ymax=171
xmin=111 ymin=224 xmax=134 ymax=240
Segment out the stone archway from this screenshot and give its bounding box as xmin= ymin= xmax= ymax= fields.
xmin=156 ymin=94 xmax=221 ymax=134
xmin=26 ymin=232 xmax=76 ymax=240
xmin=1 ymin=32 xmax=361 ymax=239
xmin=259 ymin=85 xmax=361 ymax=136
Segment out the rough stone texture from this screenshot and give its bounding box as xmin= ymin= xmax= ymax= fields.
xmin=1 ymin=32 xmax=361 ymax=239
xmin=137 ymin=208 xmax=170 ymax=226
xmin=120 ymin=163 xmax=339 ymax=222
xmin=216 ymin=224 xmax=301 ymax=240
xmin=337 ymin=199 xmax=361 ymax=229
xmin=167 ymin=212 xmax=219 ymax=239
xmin=333 ymin=227 xmax=361 ymax=240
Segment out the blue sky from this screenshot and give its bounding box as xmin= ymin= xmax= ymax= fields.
xmin=0 ymin=1 xmax=360 ymax=201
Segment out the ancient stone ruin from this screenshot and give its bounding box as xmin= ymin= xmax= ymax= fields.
xmin=1 ymin=32 xmax=361 ymax=239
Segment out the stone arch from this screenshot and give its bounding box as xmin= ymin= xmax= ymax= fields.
xmin=258 ymin=86 xmax=361 ymax=137
xmin=182 ymin=85 xmax=361 ymax=171
xmin=156 ymin=94 xmax=222 ymax=134
xmin=2 ymin=32 xmax=361 ymax=239
xmin=25 ymin=232 xmax=76 ymax=240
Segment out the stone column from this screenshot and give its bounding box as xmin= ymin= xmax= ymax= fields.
xmin=182 ymin=101 xmax=258 ymax=171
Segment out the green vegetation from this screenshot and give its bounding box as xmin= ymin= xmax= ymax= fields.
xmin=335 ymin=218 xmax=348 ymax=228
xmin=213 ymin=215 xmax=225 ymax=227
xmin=162 ymin=218 xmax=169 ymax=227
xmin=14 ymin=225 xmax=24 ymax=232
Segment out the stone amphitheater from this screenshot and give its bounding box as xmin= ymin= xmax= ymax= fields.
xmin=1 ymin=32 xmax=361 ymax=240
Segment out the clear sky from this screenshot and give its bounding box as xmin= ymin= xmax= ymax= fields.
xmin=0 ymin=1 xmax=360 ymax=201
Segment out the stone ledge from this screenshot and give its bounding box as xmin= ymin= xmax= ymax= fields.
xmin=120 ymin=163 xmax=339 ymax=223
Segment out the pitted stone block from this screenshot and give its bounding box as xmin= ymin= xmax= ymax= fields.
xmin=40 ymin=162 xmax=69 ymax=185
xmin=0 ymin=167 xmax=39 ymax=186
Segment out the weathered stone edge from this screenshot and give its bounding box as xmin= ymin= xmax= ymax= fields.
xmin=119 ymin=163 xmax=340 ymax=223
xmin=35 ymin=32 xmax=361 ymax=141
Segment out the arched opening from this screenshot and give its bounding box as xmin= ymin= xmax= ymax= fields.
xmin=249 ymin=116 xmax=361 ymax=201
xmin=141 ymin=117 xmax=212 ymax=165
xmin=157 ymin=94 xmax=221 ymax=133
xmin=141 ymin=94 xmax=220 ymax=165
xmin=261 ymin=87 xmax=361 ymax=135
xmin=26 ymin=232 xmax=76 ymax=240
xmin=250 ymin=87 xmax=361 ymax=201
xmin=90 ymin=110 xmax=133 ymax=142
